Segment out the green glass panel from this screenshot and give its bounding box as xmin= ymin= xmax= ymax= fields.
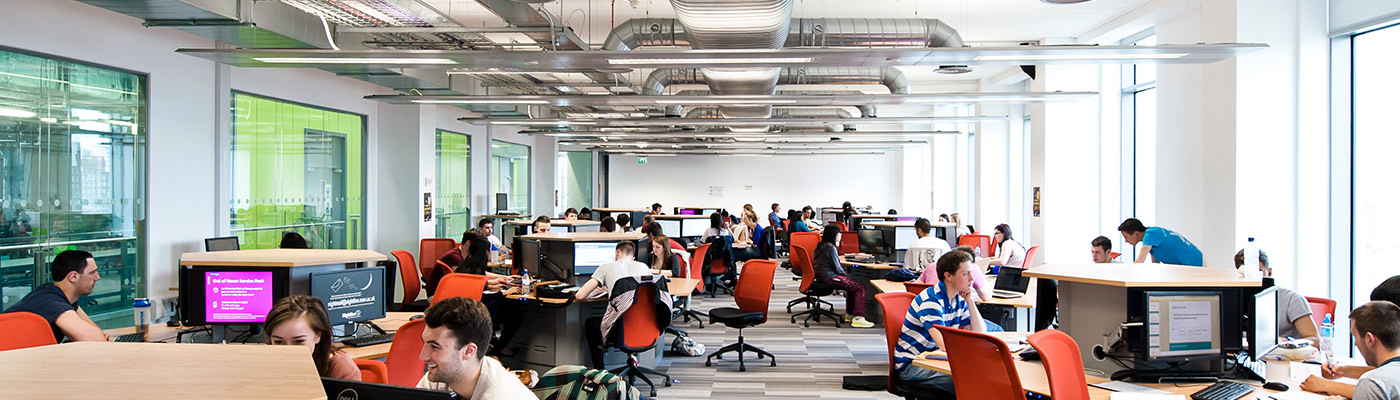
xmin=489 ymin=140 xmax=530 ymax=214
xmin=436 ymin=130 xmax=471 ymax=238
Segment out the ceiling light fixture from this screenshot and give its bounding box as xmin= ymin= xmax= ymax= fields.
xmin=487 ymin=120 xmax=597 ymax=126
xmin=252 ymin=57 xmax=457 ymax=65
xmin=935 ymin=65 xmax=973 ymax=74
xmin=0 ymin=108 xmax=37 ymax=118
xmin=973 ymin=53 xmax=1187 ymax=61
xmin=607 ymin=57 xmax=814 ymax=65
xmin=652 ymin=99 xmax=799 ymax=105
xmin=412 ymin=99 xmax=550 ymax=105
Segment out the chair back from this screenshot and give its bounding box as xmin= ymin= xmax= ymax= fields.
xmin=828 ymin=221 xmax=849 ymax=232
xmin=0 ymin=312 xmax=57 ymax=351
xmin=876 ymin=292 xmax=917 ymax=395
xmin=1022 ymin=245 xmax=1042 ymax=269
xmin=1109 ymin=251 xmax=1122 ymax=260
xmin=692 ymin=243 xmax=715 ymax=285
xmin=433 ymin=273 xmax=488 ymax=304
xmin=791 ymin=244 xmax=817 ymax=292
xmin=354 ymin=359 xmax=390 ymax=384
xmin=934 ymin=325 xmax=1026 ymax=400
xmin=386 ymin=319 xmax=427 ymax=387
xmin=789 ymin=232 xmax=820 ymax=256
xmin=958 ymin=234 xmax=994 ymax=258
xmin=617 ymin=281 xmax=665 ymax=352
xmin=418 ymin=238 xmax=457 ymax=279
xmin=835 ymin=222 xmax=860 ymax=253
xmin=903 ymin=281 xmax=934 ymax=295
xmin=1028 ymin=329 xmax=1090 ymax=400
xmin=1306 ymin=296 xmax=1338 ymax=330
xmin=734 ymin=260 xmax=778 ymax=320
xmin=391 ymin=250 xmax=421 ymax=311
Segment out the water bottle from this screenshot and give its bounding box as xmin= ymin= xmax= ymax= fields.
xmin=1243 ymin=237 xmax=1260 ymax=278
xmin=132 ymin=298 xmax=151 ymax=335
xmin=490 ymin=242 xmax=501 ymax=264
xmin=1320 ymin=313 xmax=1334 ymax=357
xmin=520 ymin=270 xmax=532 ymax=296
xmin=975 ymin=247 xmax=982 ymax=258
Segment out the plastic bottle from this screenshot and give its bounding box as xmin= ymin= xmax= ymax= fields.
xmin=1320 ymin=313 xmax=1334 ymax=357
xmin=132 ymin=298 xmax=151 ymax=335
xmin=975 ymin=246 xmax=982 ymax=258
xmin=521 ymin=270 xmax=532 ymax=296
xmin=1243 ymin=237 xmax=1260 ymax=278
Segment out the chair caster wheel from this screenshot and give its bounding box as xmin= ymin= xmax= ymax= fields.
xmin=803 ymin=321 xmax=810 ymax=327
xmin=650 ymin=391 xmax=658 ymax=397
xmin=705 ymin=360 xmax=712 ymax=366
xmin=665 ymin=380 xmax=673 ymax=387
xmin=770 ymin=361 xmax=777 ymax=367
xmin=739 ymin=367 xmax=746 ymax=372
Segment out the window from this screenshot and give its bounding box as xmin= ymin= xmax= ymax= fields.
xmin=230 ymin=93 xmax=365 ymax=249
xmin=1351 ymin=23 xmax=1400 ymax=321
xmin=556 ymin=151 xmax=593 ymax=215
xmin=435 ymin=130 xmax=470 ymax=238
xmin=1123 ymin=32 xmax=1157 ymax=227
xmin=0 ymin=47 xmax=147 ymax=327
xmin=490 ymin=140 xmax=530 ymax=214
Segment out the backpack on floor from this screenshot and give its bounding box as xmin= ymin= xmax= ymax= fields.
xmin=533 ymin=365 xmax=643 ymax=400
xmin=670 ymin=329 xmax=706 ymax=356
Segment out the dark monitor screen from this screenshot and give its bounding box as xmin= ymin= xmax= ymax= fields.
xmin=310 ymin=267 xmax=387 ymax=326
xmin=205 ymin=236 xmax=240 ymax=252
xmin=1144 ymin=290 xmax=1223 ymax=360
xmin=858 ymin=229 xmax=888 ymax=256
xmin=495 ymin=193 xmax=508 ymax=212
xmin=321 ymin=377 xmax=453 ymax=400
xmin=1249 ymin=286 xmax=1279 ymax=360
xmin=178 ymin=266 xmax=290 ymax=325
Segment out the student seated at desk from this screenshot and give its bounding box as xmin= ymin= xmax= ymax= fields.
xmin=640 ymin=222 xmax=688 ymax=256
xmin=417 ymin=297 xmax=534 ymax=399
xmin=264 ymin=295 xmax=360 ymax=381
xmin=916 ymin=246 xmax=1003 ymax=332
xmin=476 ymin=218 xmax=508 ymax=260
xmin=1 ymin=250 xmax=108 ymax=342
xmin=280 ymin=231 xmax=310 ymax=248
xmin=580 ymin=207 xmax=592 ymax=221
xmin=768 ymin=203 xmax=782 ymax=229
xmin=893 ymin=250 xmax=987 ymax=398
xmin=648 ymin=235 xmax=680 ymax=277
xmin=729 ymin=211 xmax=752 ymax=242
xmin=533 ymin=216 xmax=551 ymax=233
xmin=428 ymin=230 xmax=520 ymax=298
xmin=563 ymin=208 xmax=579 ymax=221
xmin=574 ymin=241 xmax=656 ymax=369
xmin=890 ymin=218 xmax=951 ymax=282
xmin=650 ymin=203 xmax=663 ymax=216
xmin=813 ymin=229 xmax=874 ymax=328
xmin=616 ymin=213 xmax=633 ymax=232
xmin=1302 ymin=301 xmax=1400 ymax=400
xmin=801 ymin=206 xmax=824 ymax=234
xmin=1091 ymin=236 xmax=1121 ymax=263
xmin=1236 ymin=249 xmax=1319 ymax=346
xmin=949 ymin=213 xmax=970 ymax=238
xmin=700 ymin=212 xmax=732 ymax=244
xmin=1303 ymin=276 xmax=1400 ymax=398
xmin=1117 ymin=218 xmax=1204 ymax=266
xmin=733 ymin=213 xmax=765 ymax=262
xmin=599 ymin=216 xmax=617 ymax=233
xmin=789 ymin=209 xmax=813 ymax=233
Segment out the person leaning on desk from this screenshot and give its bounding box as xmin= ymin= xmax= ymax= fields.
xmin=1117 ymin=217 xmax=1204 ymax=266
xmin=1303 ymin=276 xmax=1400 ymax=399
xmin=1 ymin=250 xmax=108 ymax=342
xmin=892 ymin=250 xmax=987 ymax=399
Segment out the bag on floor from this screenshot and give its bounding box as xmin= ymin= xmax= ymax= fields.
xmin=670 ymin=330 xmax=706 ymax=356
xmin=533 ymin=365 xmax=643 ymax=400
xmin=884 ymin=268 xmax=920 ymax=282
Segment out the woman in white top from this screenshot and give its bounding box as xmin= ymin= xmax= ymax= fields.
xmin=988 ymin=223 xmax=1026 ymax=269
xmin=700 ymin=212 xmax=734 ymax=243
xmin=950 ymin=213 xmax=971 ymax=238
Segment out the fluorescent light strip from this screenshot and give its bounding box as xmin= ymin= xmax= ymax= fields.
xmin=446 ymin=70 xmax=535 ymax=75
xmin=607 ymin=57 xmax=814 ymax=65
xmin=488 ymin=120 xmax=597 ymax=126
xmin=412 ymin=99 xmax=550 ymax=105
xmin=252 ymin=57 xmax=457 ymax=65
xmin=653 ymin=99 xmax=799 ymax=105
xmin=0 ymin=108 xmax=37 ymax=118
xmin=973 ymin=53 xmax=1188 ymax=61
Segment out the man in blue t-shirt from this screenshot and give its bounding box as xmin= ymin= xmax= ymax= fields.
xmin=2 ymin=250 xmax=108 ymax=342
xmin=1117 ymin=218 xmax=1204 ymax=266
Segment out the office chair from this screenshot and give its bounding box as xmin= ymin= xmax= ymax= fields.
xmin=432 ymin=273 xmax=488 ymax=304
xmin=391 ymin=250 xmax=428 ymax=312
xmin=608 ymin=279 xmax=672 ymax=397
xmin=354 ymin=359 xmax=390 ymax=384
xmin=933 ymin=325 xmax=1026 ymax=399
xmin=876 ymin=292 xmax=927 ymax=399
xmin=0 ymin=312 xmax=57 ymax=351
xmin=903 ymin=281 xmax=934 ymax=295
xmin=386 ymin=319 xmax=427 ymax=387
xmin=957 ymin=235 xmax=993 ymax=258
xmin=418 ymin=238 xmax=456 ymax=282
xmin=204 ymin=236 xmax=240 ymax=252
xmin=676 ymin=253 xmax=708 ymax=326
xmin=1028 ymin=329 xmax=1091 ymax=400
xmin=706 ymin=260 xmax=778 ymax=371
xmin=1306 ymin=296 xmax=1337 ymax=330
xmin=788 ymin=232 xmax=820 ymax=259
xmin=787 ymin=244 xmax=844 ymax=328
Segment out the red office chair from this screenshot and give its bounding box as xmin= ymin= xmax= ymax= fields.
xmin=354 ymin=359 xmax=390 ymax=384
xmin=1028 ymin=329 xmax=1091 ymax=400
xmin=392 ymin=250 xmax=428 ymax=312
xmin=706 ymin=259 xmax=779 ymax=371
xmin=876 ymin=292 xmax=923 ymax=399
xmin=608 ymin=278 xmax=672 ymax=397
xmin=786 ymin=244 xmax=844 ymax=328
xmin=958 ymin=234 xmax=994 ymax=258
xmin=675 ymin=254 xmax=708 ymax=327
xmin=933 ymin=325 xmax=1027 ymax=399
xmin=789 ymin=232 xmax=820 ymax=258
xmin=700 ymin=243 xmax=734 ymax=297
xmin=0 ymin=312 xmax=57 ymax=351
xmin=1306 ymin=296 xmax=1338 ymax=330
xmin=1109 ymin=251 xmax=1122 ymax=260
xmin=1022 ymin=245 xmax=1041 ymax=269
xmin=904 ymin=281 xmax=934 ymax=295
xmin=831 ymin=222 xmax=860 ymax=253
xmin=432 ymin=273 xmax=488 ymax=304
xmin=385 ymin=318 xmax=427 ymax=386
xmin=418 ymin=238 xmax=456 ymax=279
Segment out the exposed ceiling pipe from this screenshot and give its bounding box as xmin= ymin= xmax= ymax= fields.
xmin=684 ymin=107 xmax=858 ymax=131
xmin=671 ymin=0 xmax=794 ymax=125
xmin=603 ymin=17 xmax=965 ymax=50
xmin=643 ymin=67 xmax=908 ymax=117
xmin=601 ymin=18 xmax=691 ymax=51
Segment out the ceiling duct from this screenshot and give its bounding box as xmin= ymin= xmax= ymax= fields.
xmin=671 ymin=0 xmax=794 ymax=123
xmin=601 ymin=18 xmax=691 ymax=51
xmin=787 ymin=18 xmax=964 ymax=48
xmin=643 ymin=67 xmax=908 ymax=116
xmin=685 ymin=107 xmax=857 ymax=132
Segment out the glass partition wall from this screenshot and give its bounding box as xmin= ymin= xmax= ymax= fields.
xmin=490 ymin=140 xmax=530 ymax=214
xmin=436 ymin=130 xmax=470 ymax=238
xmin=0 ymin=48 xmax=147 ymax=328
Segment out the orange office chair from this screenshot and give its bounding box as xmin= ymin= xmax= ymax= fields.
xmin=788 ymin=232 xmax=820 ymax=258
xmin=706 ymin=259 xmax=779 ymax=371
xmin=958 ymin=234 xmax=994 ymax=258
xmin=675 ymin=254 xmax=708 ymax=327
xmin=933 ymin=325 xmax=1027 ymax=399
xmin=608 ymin=278 xmax=672 ymax=397
xmin=876 ymin=292 xmax=921 ymax=399
xmin=1306 ymin=296 xmax=1338 ymax=330
xmin=903 ymin=281 xmax=934 ymax=295
xmin=831 ymin=222 xmax=860 ymax=253
xmin=0 ymin=312 xmax=57 ymax=351
xmin=392 ymin=250 xmax=428 ymax=312
xmin=1028 ymin=329 xmax=1091 ymax=400
xmin=432 ymin=273 xmax=488 ymax=304
xmin=1110 ymin=251 xmax=1122 ymax=260
xmin=786 ymin=244 xmax=844 ymax=328
xmin=386 ymin=319 xmax=427 ymax=387
xmin=418 ymin=238 xmax=456 ymax=280
xmin=1022 ymin=245 xmax=1042 ymax=269
xmin=698 ymin=243 xmax=734 ymax=297
xmin=354 ymin=359 xmax=390 ymax=384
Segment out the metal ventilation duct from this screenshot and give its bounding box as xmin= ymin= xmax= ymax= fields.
xmin=643 ymin=67 xmax=909 ymax=116
xmin=604 ymin=17 xmax=965 ymax=50
xmin=684 ymin=107 xmax=857 ymax=132
xmin=601 ymin=18 xmax=691 ymax=51
xmin=671 ymin=0 xmax=794 ymax=122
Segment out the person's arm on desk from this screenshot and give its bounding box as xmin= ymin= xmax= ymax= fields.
xmin=1302 ymin=374 xmax=1357 ymax=398
xmin=56 ymin=309 xmax=108 ymax=341
xmin=1291 ymin=314 xmax=1322 ymax=348
xmin=1134 ymin=245 xmax=1153 ymax=263
xmin=575 ymin=278 xmax=601 ymax=301
xmin=962 ymin=288 xmax=987 ymax=333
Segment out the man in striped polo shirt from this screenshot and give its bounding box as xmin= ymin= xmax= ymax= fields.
xmin=892 ymin=249 xmax=987 ymax=398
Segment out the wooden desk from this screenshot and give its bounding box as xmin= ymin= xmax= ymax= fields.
xmin=179 ymin=249 xmax=387 ymax=267
xmin=1023 ymin=263 xmax=1261 ymax=287
xmin=520 ymin=232 xmax=646 ymax=241
xmin=686 ymin=242 xmax=751 ymax=251
xmin=0 ymin=342 xmax=325 ymax=400
xmin=482 ymin=214 xmax=531 ymax=220
xmin=592 ymin=208 xmax=644 ymax=213
xmin=105 ymin=322 xmax=207 ymax=343
xmin=668 ymin=277 xmax=701 ymax=297
xmin=550 ymin=220 xmax=601 ymax=227
xmin=861 ymin=220 xmax=916 ymax=228
xmin=338 ymin=312 xmax=424 ymax=360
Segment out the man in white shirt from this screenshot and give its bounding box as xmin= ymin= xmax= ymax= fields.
xmin=576 ymin=240 xmax=654 ymax=369
xmin=905 ymin=218 xmax=952 ymax=272
xmin=477 ymin=218 xmax=508 ymax=259
xmin=416 ymin=297 xmax=534 ymax=399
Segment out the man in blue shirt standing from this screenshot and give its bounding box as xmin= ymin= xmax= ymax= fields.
xmin=891 ymin=249 xmax=985 ymax=398
xmin=1117 ymin=218 xmax=1204 ymax=266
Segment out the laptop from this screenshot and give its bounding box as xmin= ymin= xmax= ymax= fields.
xmin=321 ymin=377 xmax=455 ymax=400
xmin=991 ymin=266 xmax=1032 ymax=299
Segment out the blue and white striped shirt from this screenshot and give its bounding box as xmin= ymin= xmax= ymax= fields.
xmin=893 ymin=281 xmax=972 ymax=370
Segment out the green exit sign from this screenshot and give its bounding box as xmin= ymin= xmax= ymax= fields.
xmin=638 ymin=157 xmax=648 ymax=164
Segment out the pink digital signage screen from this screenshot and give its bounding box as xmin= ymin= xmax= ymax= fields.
xmin=204 ymin=271 xmax=274 ymax=323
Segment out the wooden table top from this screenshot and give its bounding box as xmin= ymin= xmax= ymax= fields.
xmin=841 ymin=259 xmax=901 ymax=270
xmin=861 ymin=220 xmax=917 ymax=228
xmin=652 ymin=215 xmax=710 ymax=220
xmin=179 ymin=249 xmax=387 ymax=267
xmin=519 ymin=232 xmax=646 ymax=241
xmin=549 ymin=219 xmax=601 ymax=226
xmin=481 ymin=214 xmax=531 ymax=219
xmin=687 ymin=242 xmax=751 ymax=250
xmin=0 ymin=342 xmax=325 ymax=400
xmin=668 ymin=278 xmax=701 ymax=297
xmin=1024 ymin=263 xmax=1262 ymax=287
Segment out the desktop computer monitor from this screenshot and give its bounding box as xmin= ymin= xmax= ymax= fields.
xmin=1248 ymin=286 xmax=1280 ymax=360
xmin=178 ymin=266 xmax=290 ymax=325
xmin=858 ymin=229 xmax=888 ymax=256
xmin=322 ymin=377 xmax=453 ymax=400
xmin=495 ymin=193 xmax=508 ymax=212
xmin=573 ymin=242 xmax=618 ymax=276
xmin=1143 ymin=290 xmax=1224 ymax=360
xmin=205 ymin=236 xmax=240 ymax=251
xmin=681 ymin=219 xmax=707 ymax=238
xmin=309 ymin=266 xmax=386 ymax=326
xmin=658 ymin=219 xmax=681 ymax=238
xmin=893 ymin=227 xmax=918 ymax=250
xmin=679 ymin=209 xmax=698 ymax=215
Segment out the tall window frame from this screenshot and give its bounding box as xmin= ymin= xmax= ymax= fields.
xmin=435 ymin=130 xmax=470 ymax=238
xmin=1122 ymin=29 xmax=1157 ymax=258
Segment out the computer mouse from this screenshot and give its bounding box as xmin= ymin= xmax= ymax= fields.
xmin=1263 ymin=382 xmax=1289 ymax=391
xmin=1018 ymin=348 xmax=1040 ymax=361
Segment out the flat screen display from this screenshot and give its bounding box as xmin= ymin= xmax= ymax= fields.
xmin=204 ymin=271 xmax=275 ymax=324
xmin=310 ymin=267 xmax=386 ymax=326
xmin=681 ymin=219 xmax=707 ymax=238
xmin=574 ymin=242 xmax=618 ymax=275
xmin=893 ymin=227 xmax=918 ymax=250
xmin=658 ymin=219 xmax=681 ymax=237
xmin=1145 ymin=291 xmax=1223 ymax=359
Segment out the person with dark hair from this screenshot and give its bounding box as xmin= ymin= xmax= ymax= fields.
xmin=1118 ymin=218 xmax=1203 ymax=266
xmin=649 ymin=235 xmax=678 ymax=275
xmin=801 ymin=206 xmax=825 ymax=234
xmin=533 ymin=216 xmax=551 ymax=233
xmin=887 ymin=209 xmax=899 ymax=215
xmin=1304 ymin=301 xmax=1400 ymax=400
xmin=788 ymin=209 xmax=812 ymax=233
xmin=453 ymin=231 xmax=523 ymax=357
xmin=1091 ymin=236 xmax=1119 ymax=263
xmin=280 ymin=231 xmax=310 ymax=249
xmin=937 ymin=214 xmax=950 ymax=223
xmin=563 ymin=208 xmax=579 ymax=221
xmin=898 ymin=218 xmax=952 ymax=282
xmin=893 ymin=250 xmax=986 ymax=397
xmin=650 ymin=203 xmax=663 ymax=215
xmin=1234 ymin=249 xmax=1319 ymax=346
xmin=579 ymin=207 xmax=592 ymax=220
xmin=616 ymin=212 xmax=633 ymax=232
xmin=810 ymin=228 xmax=874 ymax=328
xmin=599 ymin=216 xmax=617 ymax=233
xmin=477 ymin=218 xmax=507 ymax=259
xmin=264 ymin=295 xmax=360 ymax=380
xmin=574 ymin=240 xmax=654 ymax=369
xmin=700 ymin=212 xmax=733 ymax=243
xmin=987 ymin=224 xmax=1026 ymax=269
xmin=768 ymin=203 xmax=782 ymax=229
xmin=641 ymin=222 xmax=688 ymax=255
xmin=2 ymin=249 xmax=107 ymax=342
xmin=840 ymin=201 xmax=857 ymax=226
xmin=1375 ymin=276 xmax=1400 ymax=306
xmin=733 ymin=213 xmax=766 ymax=261
xmin=415 ymin=297 xmax=533 ymax=397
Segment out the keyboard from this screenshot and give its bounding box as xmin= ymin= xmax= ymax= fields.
xmin=114 ymin=333 xmax=145 ymax=342
xmin=992 ymin=289 xmax=1025 ymax=299
xmin=1189 ymin=381 xmax=1255 ymax=400
xmin=341 ymin=332 xmax=395 ymax=347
